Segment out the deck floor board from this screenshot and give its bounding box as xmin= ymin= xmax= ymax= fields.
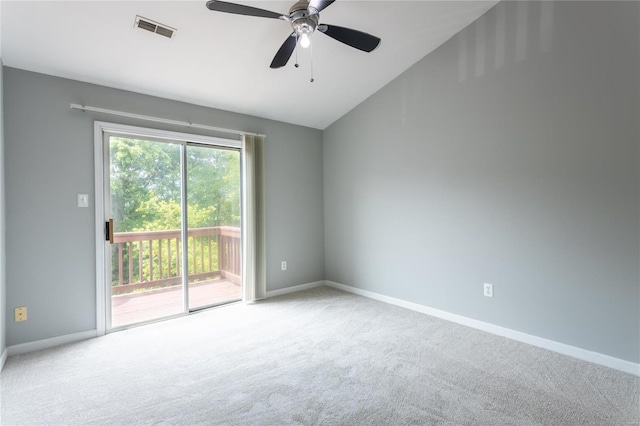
xmin=111 ymin=279 xmax=241 ymax=327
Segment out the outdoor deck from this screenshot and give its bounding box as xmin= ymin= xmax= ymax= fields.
xmin=112 ymin=279 xmax=241 ymax=327
xmin=110 ymin=225 xmax=242 ymax=327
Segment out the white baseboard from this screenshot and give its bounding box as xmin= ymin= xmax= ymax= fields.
xmin=0 ymin=347 xmax=7 ymax=371
xmin=265 ymin=281 xmax=325 ymax=299
xmin=325 ymin=281 xmax=640 ymax=377
xmin=5 ymin=283 xmax=637 ymax=377
xmin=7 ymin=330 xmax=98 ymax=357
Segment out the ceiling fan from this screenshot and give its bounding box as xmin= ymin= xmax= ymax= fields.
xmin=205 ymin=0 xmax=381 ymax=69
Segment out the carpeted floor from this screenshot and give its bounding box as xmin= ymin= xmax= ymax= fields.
xmin=1 ymin=286 xmax=638 ymax=425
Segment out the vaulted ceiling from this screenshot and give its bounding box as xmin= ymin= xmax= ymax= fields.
xmin=1 ymin=1 xmax=498 ymax=129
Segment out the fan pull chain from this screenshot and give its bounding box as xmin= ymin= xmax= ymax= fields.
xmin=295 ymin=34 xmax=300 ymax=68
xmin=310 ymin=42 xmax=315 ymax=83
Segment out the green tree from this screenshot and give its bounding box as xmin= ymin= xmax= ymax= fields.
xmin=187 ymin=146 xmax=241 ymax=227
xmin=110 ymin=137 xmax=181 ymax=232
xmin=109 ymin=137 xmax=240 ymax=231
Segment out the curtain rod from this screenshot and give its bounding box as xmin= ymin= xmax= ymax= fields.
xmin=69 ymin=103 xmax=265 ymax=138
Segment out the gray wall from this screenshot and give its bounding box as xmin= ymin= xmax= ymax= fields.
xmin=324 ymin=1 xmax=639 ymax=363
xmin=4 ymin=68 xmax=324 ymax=346
xmin=0 ymin=59 xmax=6 ymax=356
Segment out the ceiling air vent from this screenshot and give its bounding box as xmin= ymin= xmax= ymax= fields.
xmin=134 ymin=16 xmax=176 ymax=39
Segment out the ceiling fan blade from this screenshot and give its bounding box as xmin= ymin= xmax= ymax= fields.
xmin=319 ymin=24 xmax=381 ymax=52
xmin=270 ymin=33 xmax=297 ymax=68
xmin=308 ymin=0 xmax=335 ymax=14
xmin=206 ymin=0 xmax=285 ymax=20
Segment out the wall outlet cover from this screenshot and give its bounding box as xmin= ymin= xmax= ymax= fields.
xmin=15 ymin=306 xmax=28 ymax=322
xmin=484 ymin=283 xmax=494 ymax=298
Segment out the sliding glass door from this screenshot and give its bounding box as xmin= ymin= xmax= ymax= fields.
xmin=103 ymin=128 xmax=242 ymax=330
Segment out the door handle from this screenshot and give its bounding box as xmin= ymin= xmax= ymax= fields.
xmin=106 ymin=219 xmax=114 ymax=244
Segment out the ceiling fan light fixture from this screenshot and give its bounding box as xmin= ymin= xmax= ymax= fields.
xmin=205 ymin=0 xmax=381 ymax=70
xmin=290 ymin=1 xmax=318 ymax=49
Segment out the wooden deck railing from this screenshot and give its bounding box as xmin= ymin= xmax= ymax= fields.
xmin=111 ymin=226 xmax=241 ymax=295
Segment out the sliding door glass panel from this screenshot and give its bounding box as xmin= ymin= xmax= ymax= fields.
xmin=186 ymin=145 xmax=242 ymax=309
xmin=109 ymin=136 xmax=184 ymax=327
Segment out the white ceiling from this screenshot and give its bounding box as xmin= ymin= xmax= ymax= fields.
xmin=1 ymin=0 xmax=498 ymax=129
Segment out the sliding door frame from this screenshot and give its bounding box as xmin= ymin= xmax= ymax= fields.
xmin=94 ymin=121 xmax=248 ymax=335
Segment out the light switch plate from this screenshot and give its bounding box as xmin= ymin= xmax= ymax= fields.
xmin=77 ymin=194 xmax=89 ymax=208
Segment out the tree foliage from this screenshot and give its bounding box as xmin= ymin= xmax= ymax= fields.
xmin=109 ymin=137 xmax=240 ymax=232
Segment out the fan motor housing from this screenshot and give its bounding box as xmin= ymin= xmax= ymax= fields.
xmin=289 ymin=1 xmax=319 ymax=35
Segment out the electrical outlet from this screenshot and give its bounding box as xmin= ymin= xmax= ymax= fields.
xmin=484 ymin=283 xmax=494 ymax=298
xmin=15 ymin=306 xmax=27 ymax=322
xmin=281 ymin=261 xmax=287 ymax=271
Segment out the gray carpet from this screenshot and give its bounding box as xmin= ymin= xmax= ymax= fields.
xmin=1 ymin=286 xmax=638 ymax=425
